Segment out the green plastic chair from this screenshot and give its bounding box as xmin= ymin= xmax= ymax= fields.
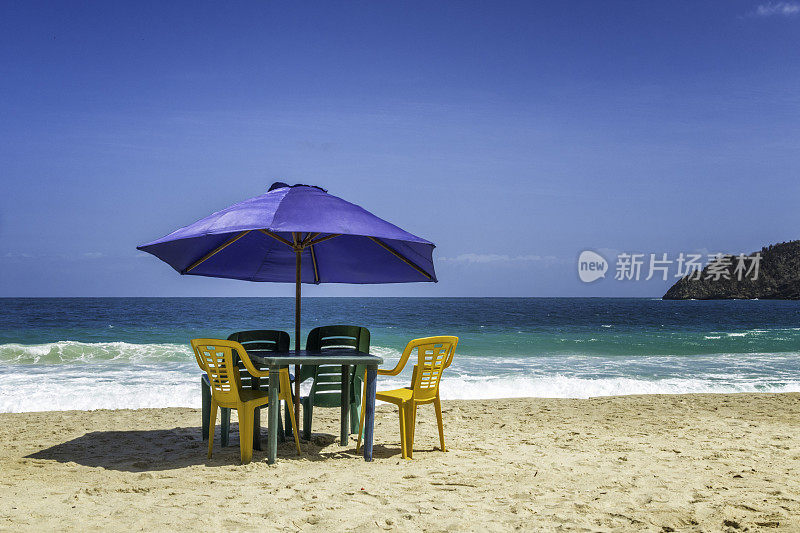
xmin=298 ymin=325 xmax=370 ymax=440
xmin=201 ymin=330 xmax=292 ymax=449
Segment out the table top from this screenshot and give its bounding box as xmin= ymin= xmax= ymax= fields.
xmin=248 ymin=348 xmax=383 ymax=367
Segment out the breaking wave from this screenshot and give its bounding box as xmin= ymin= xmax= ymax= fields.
xmin=1 ymin=342 xmax=799 ymax=412
xmin=0 ymin=341 xmax=193 ymax=364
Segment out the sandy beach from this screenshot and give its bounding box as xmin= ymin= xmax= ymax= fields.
xmin=1 ymin=393 xmax=798 ymax=532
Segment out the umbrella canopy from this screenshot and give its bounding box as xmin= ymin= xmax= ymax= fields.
xmin=137 ymin=182 xmax=437 ymax=284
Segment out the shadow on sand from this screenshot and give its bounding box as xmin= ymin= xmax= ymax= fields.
xmin=26 ymin=425 xmax=404 ymax=471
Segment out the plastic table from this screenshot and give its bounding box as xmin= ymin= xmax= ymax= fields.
xmin=249 ymin=349 xmax=383 ymax=464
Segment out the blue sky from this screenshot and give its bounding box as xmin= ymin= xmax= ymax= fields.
xmin=1 ymin=1 xmax=799 ymax=297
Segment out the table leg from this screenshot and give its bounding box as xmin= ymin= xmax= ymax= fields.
xmin=363 ymin=365 xmax=377 ymax=462
xmin=340 ymin=364 xmax=350 ymax=446
xmin=201 ymin=376 xmax=210 ymax=441
xmin=294 ymin=363 xmax=300 ymax=439
xmin=267 ymin=365 xmax=280 ymax=464
xmin=252 ymin=375 xmax=262 ymax=451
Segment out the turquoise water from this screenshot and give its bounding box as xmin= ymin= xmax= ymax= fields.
xmin=1 ymin=297 xmax=799 ymax=412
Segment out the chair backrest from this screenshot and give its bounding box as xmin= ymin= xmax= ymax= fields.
xmin=228 ymin=330 xmax=290 ymax=352
xmin=305 ymin=325 xmax=370 ymax=352
xmin=226 ymin=330 xmax=289 ymax=388
xmin=191 ymin=339 xmax=247 ymax=405
xmin=304 ymin=325 xmax=370 ymax=407
xmin=409 ymin=336 xmax=458 ymax=402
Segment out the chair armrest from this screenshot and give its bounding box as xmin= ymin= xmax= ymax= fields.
xmin=236 ymin=346 xmax=269 ymax=379
xmin=377 ymin=342 xmax=414 ymax=376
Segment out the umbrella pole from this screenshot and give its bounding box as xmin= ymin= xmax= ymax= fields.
xmin=294 ymin=249 xmax=301 ymax=432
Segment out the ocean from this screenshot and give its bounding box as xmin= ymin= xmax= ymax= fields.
xmin=1 ymin=297 xmax=799 ymax=413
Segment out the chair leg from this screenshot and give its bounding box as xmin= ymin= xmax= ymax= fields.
xmin=356 ymin=374 xmax=367 ymax=452
xmin=398 ymin=404 xmax=407 ymax=460
xmin=284 ymin=400 xmax=292 ymax=438
xmin=275 ymin=405 xmax=285 ymax=444
xmin=220 ymin=407 xmax=231 ymax=447
xmin=207 ymin=399 xmax=218 ymax=459
xmin=434 ymin=395 xmax=446 ymax=452
xmin=201 ymin=376 xmax=210 ymax=441
xmin=282 ymin=395 xmax=302 ymax=455
xmin=256 ymin=406 xmax=274 ymax=448
xmin=350 ymin=402 xmax=360 ymax=435
xmin=238 ymin=406 xmax=253 ymax=464
xmin=405 ymin=402 xmax=416 ymax=459
xmin=280 ymin=371 xmax=302 ymax=455
xmin=302 ymin=399 xmax=313 ymax=440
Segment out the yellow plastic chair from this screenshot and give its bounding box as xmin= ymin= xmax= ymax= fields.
xmin=356 ymin=336 xmax=457 ymax=459
xmin=191 ymin=339 xmax=301 ymax=464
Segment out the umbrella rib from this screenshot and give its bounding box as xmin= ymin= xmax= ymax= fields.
xmin=367 ymin=236 xmax=432 ymax=280
xmin=182 ymin=230 xmax=251 ymax=274
xmin=310 ymin=244 xmax=320 ymax=283
xmin=306 ymin=233 xmax=340 ymax=247
xmin=259 ymin=230 xmax=339 ymax=249
xmin=259 ymin=229 xmax=294 ymax=248
xmin=302 ymin=232 xmax=320 ymax=246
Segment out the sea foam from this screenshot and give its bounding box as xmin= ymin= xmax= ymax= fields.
xmin=2 ymin=342 xmax=800 ymax=413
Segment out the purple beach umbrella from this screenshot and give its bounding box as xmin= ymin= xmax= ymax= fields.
xmin=137 ymin=182 xmax=437 ymax=417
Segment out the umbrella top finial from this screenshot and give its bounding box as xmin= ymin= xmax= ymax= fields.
xmin=268 ymin=182 xmax=327 ymax=193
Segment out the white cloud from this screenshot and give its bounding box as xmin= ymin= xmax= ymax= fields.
xmin=753 ymin=2 xmax=800 ymax=17
xmin=439 ymin=253 xmax=559 ymax=264
xmin=441 ymin=253 xmax=510 ymax=263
